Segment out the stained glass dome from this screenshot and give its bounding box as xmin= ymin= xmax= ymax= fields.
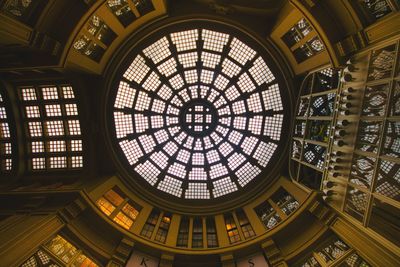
xmin=108 ymin=21 xmax=287 ymax=200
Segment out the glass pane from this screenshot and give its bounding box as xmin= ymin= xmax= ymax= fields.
xmin=317 ymin=238 xmax=349 ymax=264
xmin=344 ymin=186 xmax=368 ymax=221
xmin=313 ymin=68 xmax=340 ymax=92
xmin=206 ymin=217 xmax=218 ymax=247
xmin=362 ymin=0 xmax=393 ymax=20
xmin=362 ymin=83 xmax=389 ymax=116
xmin=350 ymin=155 xmax=376 ymax=189
xmin=294 ymin=120 xmax=306 ymax=137
xmin=106 ymin=0 xmax=136 ymax=27
xmin=383 ymin=121 xmax=400 ymax=158
xmin=367 ymin=44 xmax=396 ymax=81
xmin=255 ymin=201 xmax=281 ymax=229
xmin=104 ymin=188 xmax=125 ymax=206
xmin=339 ymin=253 xmax=371 ymax=267
xmin=309 ymin=93 xmax=335 ymax=116
xmin=292 ymin=140 xmax=302 ymax=159
xmin=113 ymin=211 xmax=134 ymax=229
xmin=307 ymin=120 xmax=331 ymax=142
xmin=303 ymin=142 xmax=326 ymax=170
xmin=96 ymin=197 xmax=116 ymax=216
xmin=133 ymin=0 xmax=155 ymax=16
xmin=390 ymin=81 xmax=400 ymax=116
xmin=271 ymin=188 xmax=299 ymax=215
xmin=122 ymin=202 xmax=140 ymax=220
xmin=192 ymin=217 xmax=203 ymax=248
xmin=87 ymin=15 xmax=116 ymax=46
xmin=297 ymin=97 xmax=310 ymax=117
xmin=177 ymin=217 xmax=189 ymax=247
xmin=300 ymin=255 xmax=321 ymax=267
xmin=375 ymin=160 xmax=400 ymax=201
xmin=356 ymin=121 xmax=382 ymax=153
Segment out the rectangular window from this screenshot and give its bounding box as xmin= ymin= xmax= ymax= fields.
xmin=206 ymin=217 xmax=218 ymax=248
xmin=44 ymin=235 xmax=98 ymax=266
xmin=254 ymin=201 xmax=281 ymax=230
xmin=236 ymin=209 xmax=255 ymax=239
xmin=141 ymin=209 xmax=160 ymax=238
xmin=224 ymin=213 xmax=241 ymax=244
xmin=106 ymin=0 xmax=136 ymax=27
xmin=293 ymin=36 xmax=325 ymax=63
xmin=192 ymin=217 xmax=203 ymax=248
xmin=282 ymin=18 xmax=313 ymax=48
xmin=177 ymin=217 xmax=189 ymax=247
xmin=361 ymin=0 xmax=395 ymax=20
xmin=73 ymin=15 xmax=116 ymax=62
xmin=271 ymin=188 xmax=299 ymax=216
xmin=96 ymin=186 xmax=141 ymax=231
xmin=19 ymin=85 xmax=84 ymax=170
xmin=316 ymin=238 xmax=349 ymax=264
xmin=0 ymin=92 xmax=12 ymax=171
xmin=154 ymin=212 xmax=172 ymax=243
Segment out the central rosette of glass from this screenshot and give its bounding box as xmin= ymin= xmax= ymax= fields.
xmin=180 ymin=100 xmax=218 ymax=136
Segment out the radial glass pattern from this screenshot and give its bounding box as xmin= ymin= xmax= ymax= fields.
xmin=111 ymin=26 xmax=285 ymax=199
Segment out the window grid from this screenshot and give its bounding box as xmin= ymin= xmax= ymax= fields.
xmin=113 ymin=27 xmax=285 ymax=200
xmin=177 ymin=217 xmax=190 ymax=247
xmin=141 ymin=209 xmax=160 ymax=238
xmin=192 ymin=217 xmax=203 ymax=248
xmin=0 ymin=92 xmax=13 ymax=171
xmin=154 ymin=213 xmax=172 ymax=243
xmin=96 ymin=186 xmax=142 ymax=231
xmin=19 ymin=85 xmax=84 ymax=170
xmin=41 ymin=235 xmax=98 ymax=266
xmin=206 ymin=217 xmax=219 ymax=248
xmin=224 ymin=213 xmax=241 ymax=244
xmin=298 ymin=236 xmax=371 ymax=267
xmin=236 ymin=209 xmax=255 ymax=239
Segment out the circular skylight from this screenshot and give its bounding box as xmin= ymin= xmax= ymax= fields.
xmin=111 ymin=26 xmax=285 ymax=200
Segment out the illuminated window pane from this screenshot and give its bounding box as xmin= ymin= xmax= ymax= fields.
xmin=96 ymin=197 xmax=116 ymax=216
xmin=224 ymin=213 xmax=241 ymax=244
xmin=44 ymin=235 xmax=98 ymax=266
xmin=113 ymin=211 xmax=134 ymax=229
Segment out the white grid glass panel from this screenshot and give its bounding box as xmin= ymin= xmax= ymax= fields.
xmin=111 ymin=26 xmax=285 ymax=199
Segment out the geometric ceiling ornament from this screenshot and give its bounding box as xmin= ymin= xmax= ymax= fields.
xmin=109 ymin=22 xmax=286 ymax=200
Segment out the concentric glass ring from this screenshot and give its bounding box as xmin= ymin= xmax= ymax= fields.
xmin=111 ymin=27 xmax=284 ymax=199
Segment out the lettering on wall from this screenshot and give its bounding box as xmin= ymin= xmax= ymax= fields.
xmin=236 ymin=253 xmax=269 ymax=267
xmin=126 ymin=251 xmax=159 ymax=267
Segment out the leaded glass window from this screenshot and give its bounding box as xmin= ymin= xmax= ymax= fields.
xmin=224 ymin=213 xmax=241 ymax=244
xmin=236 ymin=209 xmax=255 ymax=239
xmin=176 ymin=216 xmax=189 ymax=247
xmin=141 ymin=209 xmax=160 ymax=238
xmin=96 ymin=186 xmax=141 ymax=230
xmin=0 ymin=92 xmax=12 ymax=172
xmin=110 ymin=24 xmax=287 ymax=200
xmin=19 ymin=85 xmax=83 ymax=170
xmin=192 ymin=217 xmax=203 ymax=248
xmin=154 ymin=212 xmax=171 ymax=243
xmin=44 ymin=235 xmax=98 ymax=266
xmin=206 ymin=217 xmax=218 ymax=248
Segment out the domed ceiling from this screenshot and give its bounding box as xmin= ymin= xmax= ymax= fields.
xmin=105 ymin=19 xmax=291 ymax=204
